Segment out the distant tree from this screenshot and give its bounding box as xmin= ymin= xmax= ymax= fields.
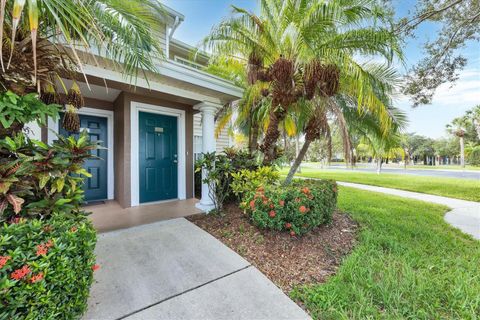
xmin=447 ymin=117 xmax=469 ymax=167
xmin=396 ymin=0 xmax=480 ymax=106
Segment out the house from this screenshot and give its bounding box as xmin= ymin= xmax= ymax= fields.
xmin=30 ymin=5 xmax=241 ymax=215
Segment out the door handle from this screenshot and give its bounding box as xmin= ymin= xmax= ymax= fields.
xmin=173 ymin=159 xmax=178 ymax=163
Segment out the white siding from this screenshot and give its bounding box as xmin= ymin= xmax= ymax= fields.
xmin=193 ymin=113 xmax=231 ymax=154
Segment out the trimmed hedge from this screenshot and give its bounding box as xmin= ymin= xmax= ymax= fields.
xmin=0 ymin=214 xmax=97 ymax=319
xmin=241 ymin=179 xmax=337 ymax=236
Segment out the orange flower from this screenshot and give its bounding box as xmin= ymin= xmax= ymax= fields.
xmin=36 ymin=244 xmax=48 ymax=256
xmin=256 ymin=186 xmax=264 ymax=192
xmin=0 ymin=256 xmax=11 ymax=269
xmin=92 ymin=264 xmax=100 ymax=271
xmin=269 ymin=210 xmax=276 ymax=218
xmin=249 ymin=200 xmax=255 ymax=210
xmin=269 ymin=203 xmax=274 ymax=209
xmin=70 ymin=226 xmax=78 ymax=232
xmin=299 ymin=206 xmax=308 ymax=213
xmin=279 ymin=200 xmax=285 ymax=207
xmin=29 ymin=272 xmax=44 ymax=283
xmin=11 ymin=265 xmax=31 ymax=280
xmin=45 ymin=240 xmax=53 ymax=248
xmin=301 ymin=187 xmax=310 ymax=194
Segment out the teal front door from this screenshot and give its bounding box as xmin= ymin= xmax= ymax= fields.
xmin=139 ymin=112 xmax=178 ymax=203
xmin=59 ymin=114 xmax=108 ymax=202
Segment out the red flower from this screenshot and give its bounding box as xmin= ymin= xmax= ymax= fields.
xmin=279 ymin=200 xmax=285 ymax=207
xmin=45 ymin=240 xmax=53 ymax=248
xmin=269 ymin=203 xmax=274 ymax=209
xmin=70 ymin=226 xmax=78 ymax=232
xmin=11 ymin=265 xmax=31 ymax=280
xmin=285 ymin=223 xmax=292 ymax=229
xmin=299 ymin=206 xmax=308 ymax=213
xmin=290 ymin=231 xmax=296 ymax=237
xmin=249 ymin=200 xmax=255 ymax=210
xmin=301 ymin=187 xmax=310 ymax=194
xmin=269 ymin=210 xmax=276 ymax=218
xmin=36 ymin=244 xmax=48 ymax=256
xmin=29 ymin=272 xmax=44 ymax=283
xmin=92 ymin=264 xmax=100 ymax=271
xmin=0 ymin=256 xmax=11 ymax=269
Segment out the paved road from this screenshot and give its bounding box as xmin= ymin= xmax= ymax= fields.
xmin=337 ymin=181 xmax=480 ymax=240
xmin=304 ymin=164 xmax=480 ymax=180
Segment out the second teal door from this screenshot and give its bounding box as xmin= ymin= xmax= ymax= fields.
xmin=139 ymin=112 xmax=178 ymax=203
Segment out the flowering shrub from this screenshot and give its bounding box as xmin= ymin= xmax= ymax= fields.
xmin=0 ymin=214 xmax=96 ymax=318
xmin=230 ymin=166 xmax=280 ymax=197
xmin=241 ymin=179 xmax=337 ymax=236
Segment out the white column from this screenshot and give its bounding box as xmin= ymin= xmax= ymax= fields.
xmin=194 ymin=102 xmax=220 ymax=212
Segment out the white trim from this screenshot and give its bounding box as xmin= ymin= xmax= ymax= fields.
xmin=173 ymin=56 xmax=203 ymax=70
xmin=130 ymin=101 xmax=186 ymax=207
xmin=47 ymin=107 xmax=114 ymax=200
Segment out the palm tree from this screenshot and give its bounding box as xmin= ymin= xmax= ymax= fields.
xmin=447 ymin=117 xmax=468 ymax=168
xmin=202 ymin=0 xmax=402 ymax=168
xmin=466 ymin=105 xmax=480 ymax=139
xmin=0 ymin=0 xmax=165 ymax=96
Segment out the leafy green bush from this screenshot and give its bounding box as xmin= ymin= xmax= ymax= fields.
xmin=231 ymin=166 xmax=280 ymax=197
xmin=0 ymin=214 xmax=97 ymax=319
xmin=0 ymin=91 xmax=99 ymax=318
xmin=241 ymin=179 xmax=337 ymax=236
xmin=468 ymin=145 xmax=480 ymax=166
xmin=195 ymin=148 xmax=263 ymax=213
xmin=0 ymin=91 xmax=60 ymax=136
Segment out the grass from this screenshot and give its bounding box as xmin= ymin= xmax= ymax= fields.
xmin=292 ymin=186 xmax=480 ymax=319
xmin=281 ymin=167 xmax=480 ymax=202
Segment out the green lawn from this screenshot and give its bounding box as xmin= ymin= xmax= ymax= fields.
xmin=292 ymin=187 xmax=480 ymax=319
xmin=281 ymin=167 xmax=480 ymax=202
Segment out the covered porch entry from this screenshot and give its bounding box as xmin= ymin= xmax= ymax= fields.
xmin=87 ymin=198 xmax=202 ymax=233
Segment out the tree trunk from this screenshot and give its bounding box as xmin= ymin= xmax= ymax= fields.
xmin=376 ymin=158 xmax=383 ymax=174
xmin=248 ymin=122 xmax=259 ymax=154
xmin=284 ymin=139 xmax=311 ymax=185
xmin=460 ymin=136 xmax=465 ymax=168
xmin=295 ymin=135 xmax=301 ymax=173
xmin=260 ymin=110 xmax=284 ymax=164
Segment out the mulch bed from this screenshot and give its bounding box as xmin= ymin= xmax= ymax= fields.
xmin=187 ymin=203 xmax=358 ymax=293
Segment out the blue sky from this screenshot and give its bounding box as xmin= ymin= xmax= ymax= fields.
xmin=164 ymin=0 xmax=480 ymax=139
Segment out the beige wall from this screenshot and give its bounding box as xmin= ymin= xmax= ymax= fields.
xmin=49 ymin=92 xmax=196 ymax=208
xmin=112 ymin=92 xmax=194 ymax=208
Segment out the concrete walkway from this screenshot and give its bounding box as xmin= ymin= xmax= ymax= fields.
xmin=83 ymin=218 xmax=310 ymax=320
xmin=338 ymin=181 xmax=480 ymax=240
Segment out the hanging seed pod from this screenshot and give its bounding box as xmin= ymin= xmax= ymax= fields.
xmin=303 ymin=60 xmax=323 ymax=100
xmin=40 ymin=82 xmax=58 ymax=105
xmin=66 ymin=81 xmax=84 ymax=109
xmin=62 ymin=104 xmax=80 ymax=132
xmin=270 ymin=57 xmax=294 ymax=84
xmin=322 ymin=64 xmax=340 ymax=97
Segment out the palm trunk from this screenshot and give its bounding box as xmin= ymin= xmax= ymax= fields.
xmin=376 ymin=158 xmax=383 ymax=174
xmin=248 ymin=122 xmax=259 ymax=154
xmin=460 ymin=136 xmax=465 ymax=168
xmin=295 ymin=135 xmax=301 ymax=173
xmin=284 ymin=139 xmax=311 ymax=185
xmin=261 ymin=111 xmax=284 ymax=164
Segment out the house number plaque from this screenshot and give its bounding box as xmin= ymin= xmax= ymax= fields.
xmin=154 ymin=127 xmax=164 ymax=133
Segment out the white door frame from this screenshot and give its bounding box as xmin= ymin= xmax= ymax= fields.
xmin=130 ymin=101 xmax=186 ymax=206
xmin=47 ymin=107 xmax=115 ymax=200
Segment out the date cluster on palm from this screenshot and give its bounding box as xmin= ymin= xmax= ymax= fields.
xmin=62 ymin=82 xmax=84 ymax=133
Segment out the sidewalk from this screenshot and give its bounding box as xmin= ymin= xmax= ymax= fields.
xmin=337 ymin=181 xmax=480 ymax=240
xmin=83 ymin=218 xmax=310 ymax=320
